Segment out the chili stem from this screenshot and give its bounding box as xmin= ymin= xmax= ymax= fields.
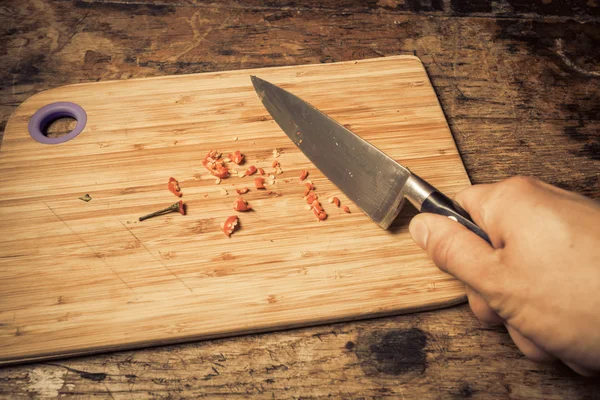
xmin=139 ymin=202 xmax=181 ymax=221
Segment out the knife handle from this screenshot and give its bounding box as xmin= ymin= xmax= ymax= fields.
xmin=405 ymin=174 xmax=491 ymax=244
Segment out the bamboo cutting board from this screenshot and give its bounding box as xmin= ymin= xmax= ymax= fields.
xmin=0 ymin=56 xmax=469 ymax=365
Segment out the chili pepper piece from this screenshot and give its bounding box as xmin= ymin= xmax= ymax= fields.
xmin=236 ymin=187 xmax=249 ymax=195
xmin=311 ymin=200 xmax=324 ymax=213
xmin=228 ymin=150 xmax=244 ymax=165
xmin=202 ymin=149 xmax=220 ymax=168
xmin=212 ymin=163 xmax=230 ymax=178
xmin=255 ymin=177 xmax=266 ymax=189
xmin=342 ymin=205 xmax=351 ymax=213
xmin=245 ymin=165 xmax=257 ymax=176
xmin=309 ymin=199 xmax=327 ymax=220
xmin=168 ymin=177 xmax=182 ymax=197
xmin=305 ymin=192 xmax=318 ymax=204
xmin=332 ymin=197 xmax=341 ymax=207
xmin=299 ymin=170 xmax=308 ymax=181
xmin=203 ymin=149 xmax=230 ymax=178
xmin=313 ymin=210 xmax=327 ymax=221
xmin=206 ymin=149 xmax=219 ymax=159
xmin=178 ymin=200 xmax=186 ymax=215
xmin=272 ymin=160 xmax=280 ymax=168
xmin=233 ymin=197 xmax=252 ymax=212
xmin=303 ymin=182 xmax=314 ymax=197
xmin=258 ymin=167 xmax=265 ymax=175
xmin=222 ymin=215 xmax=239 ymax=237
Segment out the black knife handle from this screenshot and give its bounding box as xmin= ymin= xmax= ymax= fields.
xmin=421 ymin=191 xmax=491 ymax=244
xmin=404 ymin=173 xmax=491 ymax=244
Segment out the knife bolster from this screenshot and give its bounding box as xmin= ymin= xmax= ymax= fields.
xmin=404 ymin=174 xmax=436 ymax=211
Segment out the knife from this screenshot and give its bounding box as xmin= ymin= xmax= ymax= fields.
xmin=250 ymin=76 xmax=490 ymax=244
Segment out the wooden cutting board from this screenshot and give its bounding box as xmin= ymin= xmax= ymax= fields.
xmin=0 ymin=56 xmax=469 ymax=365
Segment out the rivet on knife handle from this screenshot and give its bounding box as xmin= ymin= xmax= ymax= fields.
xmin=404 ymin=174 xmax=491 ymax=244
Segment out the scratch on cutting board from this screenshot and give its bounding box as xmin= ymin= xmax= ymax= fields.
xmin=27 ymin=366 xmax=67 ymax=398
xmin=43 ymin=202 xmax=133 ymax=292
xmin=119 ymin=220 xmax=194 ymax=293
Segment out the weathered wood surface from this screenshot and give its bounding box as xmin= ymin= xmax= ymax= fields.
xmin=1 ymin=0 xmax=599 ymax=398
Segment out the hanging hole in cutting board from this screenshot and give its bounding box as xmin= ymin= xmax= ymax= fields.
xmin=28 ymin=102 xmax=87 ymax=144
xmin=45 ymin=116 xmax=77 ymax=138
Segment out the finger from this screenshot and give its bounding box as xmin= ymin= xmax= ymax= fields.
xmin=563 ymin=361 xmax=598 ymax=377
xmin=409 ymin=213 xmax=501 ymax=295
xmin=505 ymin=324 xmax=555 ymax=362
xmin=465 ymin=285 xmax=504 ymax=325
xmin=453 ymin=183 xmax=495 ymax=231
xmin=452 ymin=184 xmax=506 ymax=248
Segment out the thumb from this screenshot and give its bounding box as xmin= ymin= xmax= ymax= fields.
xmin=409 ymin=213 xmax=500 ymax=293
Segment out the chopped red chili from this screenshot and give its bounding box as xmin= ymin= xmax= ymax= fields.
xmin=311 ymin=200 xmax=324 ymax=213
xmin=203 ymin=149 xmax=229 ymax=178
xmin=228 ymin=150 xmax=244 ymax=165
xmin=303 ymin=182 xmax=315 ymax=197
xmin=310 ymin=200 xmax=327 ymax=220
xmin=233 ymin=197 xmax=252 ymax=212
xmin=312 ymin=207 xmax=327 ymax=221
xmin=342 ymin=205 xmax=351 ymax=213
xmin=168 ymin=177 xmax=182 ymax=197
xmin=305 ymin=192 xmax=318 ymax=204
xmin=255 ymin=177 xmax=266 ymax=189
xmin=236 ymin=187 xmax=249 ymax=194
xmin=212 ymin=163 xmax=230 ymax=178
xmin=272 ymin=160 xmax=280 ymax=168
xmin=222 ymin=216 xmax=239 ymax=237
xmin=245 ymin=165 xmax=257 ymax=176
xmin=258 ymin=167 xmax=265 ymax=175
xmin=332 ymin=197 xmax=340 ymax=207
xmin=202 ymin=149 xmax=220 ymax=170
xmin=299 ymin=170 xmax=308 ymax=181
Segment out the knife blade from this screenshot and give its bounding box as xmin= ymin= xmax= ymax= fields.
xmin=251 ymin=76 xmax=490 ymax=243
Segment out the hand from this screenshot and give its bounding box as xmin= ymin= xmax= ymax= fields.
xmin=408 ymin=176 xmax=600 ymax=376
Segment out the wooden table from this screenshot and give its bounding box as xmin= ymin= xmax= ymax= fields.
xmin=1 ymin=0 xmax=599 ymax=398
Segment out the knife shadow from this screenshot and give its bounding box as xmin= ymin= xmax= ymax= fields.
xmin=387 ymin=204 xmax=419 ymax=235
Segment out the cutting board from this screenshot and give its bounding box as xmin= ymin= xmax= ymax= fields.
xmin=0 ymin=56 xmax=469 ymax=365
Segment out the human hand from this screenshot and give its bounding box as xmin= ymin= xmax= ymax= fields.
xmin=408 ymin=176 xmax=600 ymax=376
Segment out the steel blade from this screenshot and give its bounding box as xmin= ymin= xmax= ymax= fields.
xmin=251 ymin=76 xmax=410 ymax=229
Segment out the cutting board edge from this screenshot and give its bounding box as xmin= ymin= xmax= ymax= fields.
xmin=0 ymin=292 xmax=466 ymax=366
xmin=404 ymin=58 xmax=473 ymax=186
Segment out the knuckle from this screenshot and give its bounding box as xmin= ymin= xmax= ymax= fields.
xmin=503 ymin=176 xmax=539 ymax=193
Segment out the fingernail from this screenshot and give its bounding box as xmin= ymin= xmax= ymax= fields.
xmin=409 ymin=218 xmax=429 ymax=249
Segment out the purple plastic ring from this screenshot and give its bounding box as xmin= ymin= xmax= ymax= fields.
xmin=28 ymin=102 xmax=87 ymax=144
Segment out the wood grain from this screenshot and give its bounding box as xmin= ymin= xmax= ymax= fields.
xmin=3 ymin=307 xmax=600 ymax=399
xmin=1 ymin=0 xmax=599 ymax=397
xmin=0 ymin=56 xmax=471 ymax=365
